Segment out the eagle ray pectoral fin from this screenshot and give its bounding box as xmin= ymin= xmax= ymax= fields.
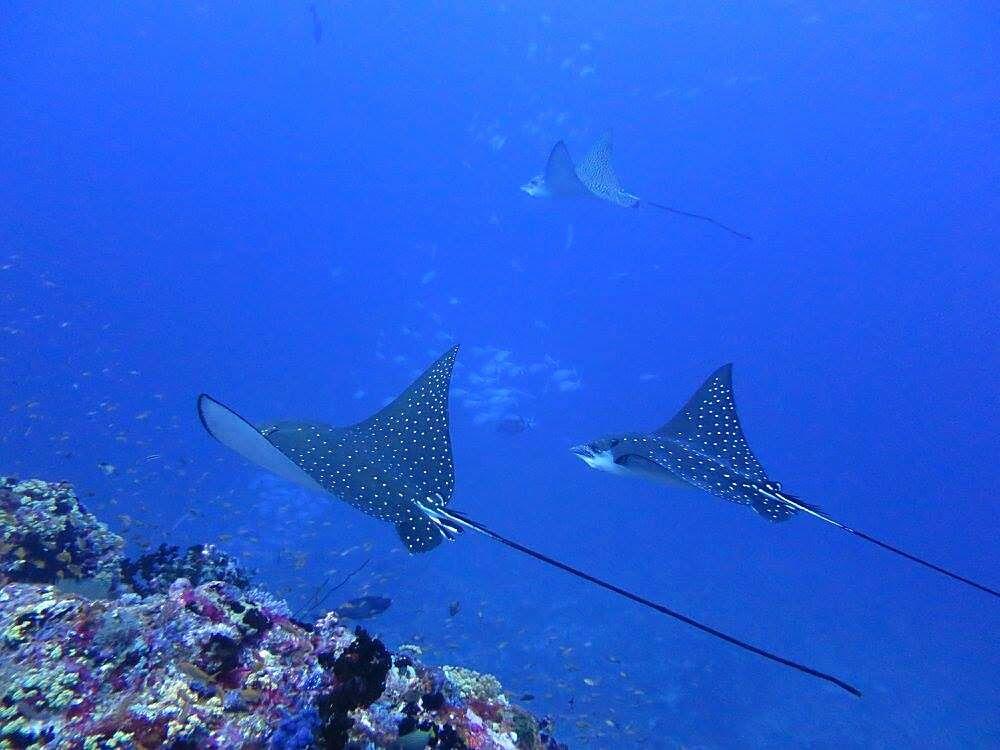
xmin=545 ymin=141 xmax=588 ymax=196
xmin=623 ymin=452 xmax=701 ymax=490
xmin=197 ymin=394 xmax=326 ymax=494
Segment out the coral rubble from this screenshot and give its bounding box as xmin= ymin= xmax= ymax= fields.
xmin=0 ymin=478 xmax=564 ymax=749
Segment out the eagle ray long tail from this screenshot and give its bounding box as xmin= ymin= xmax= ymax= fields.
xmin=767 ymin=491 xmax=999 ymax=598
xmin=426 ymin=504 xmax=861 ymax=697
xmin=644 ymin=200 xmax=752 ymax=240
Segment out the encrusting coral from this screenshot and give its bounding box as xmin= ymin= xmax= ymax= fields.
xmin=0 ymin=478 xmax=565 ymax=750
xmin=121 ymin=542 xmax=251 ymax=596
xmin=0 ymin=477 xmax=123 ymax=592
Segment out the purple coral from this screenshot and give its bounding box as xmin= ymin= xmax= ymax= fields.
xmin=268 ymin=707 xmax=320 ymax=749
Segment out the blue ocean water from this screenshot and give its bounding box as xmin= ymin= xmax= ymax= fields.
xmin=2 ymin=2 xmax=998 ymax=747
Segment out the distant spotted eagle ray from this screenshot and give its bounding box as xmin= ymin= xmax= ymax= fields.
xmin=199 ymin=346 xmax=861 ymax=696
xmin=521 ymin=131 xmax=751 ymax=240
xmin=572 ymin=364 xmax=998 ymax=599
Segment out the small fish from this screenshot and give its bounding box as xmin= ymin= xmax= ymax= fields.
xmin=176 ymin=661 xmax=218 ymax=696
xmin=572 ymin=364 xmax=999 ymax=600
xmin=522 ymin=132 xmax=750 ymax=239
xmin=309 ymin=3 xmax=322 ymax=44
xmin=97 ymin=462 xmax=116 ymax=476
xmin=335 ymin=595 xmax=392 ymax=620
xmin=448 ymin=600 xmax=461 ymax=617
xmin=495 ymin=414 xmax=533 ymax=435
xmin=391 ymin=730 xmax=434 ymax=750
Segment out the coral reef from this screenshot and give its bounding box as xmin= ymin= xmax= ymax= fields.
xmin=0 ymin=478 xmax=564 ymax=749
xmin=122 ymin=542 xmax=251 ymax=596
xmin=0 ymin=477 xmax=123 ymax=592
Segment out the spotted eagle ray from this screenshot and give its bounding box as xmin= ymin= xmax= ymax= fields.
xmin=572 ymin=364 xmax=998 ymax=599
xmin=521 ymin=131 xmax=751 ymax=240
xmin=198 ymin=346 xmax=860 ymax=696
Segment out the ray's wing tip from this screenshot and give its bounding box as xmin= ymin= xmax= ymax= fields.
xmin=548 ymin=140 xmax=570 ymax=159
xmin=196 ymin=392 xmax=236 ymax=443
xmin=196 ymin=393 xmax=255 ymax=443
xmin=196 ymin=393 xmax=216 ymax=431
xmin=702 ymin=363 xmax=734 ymax=383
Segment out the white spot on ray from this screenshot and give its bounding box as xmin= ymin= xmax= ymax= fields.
xmin=580 ymin=365 xmax=798 ymax=523
xmin=654 ymin=364 xmax=767 ymax=482
xmin=263 ymin=346 xmax=460 ymax=553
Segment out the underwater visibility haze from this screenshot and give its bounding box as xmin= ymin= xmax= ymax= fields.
xmin=2 ymin=2 xmax=998 ymax=748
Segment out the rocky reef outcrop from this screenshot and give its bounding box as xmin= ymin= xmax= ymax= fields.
xmin=0 ymin=477 xmax=123 ymax=593
xmin=0 ymin=478 xmax=564 ymax=749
